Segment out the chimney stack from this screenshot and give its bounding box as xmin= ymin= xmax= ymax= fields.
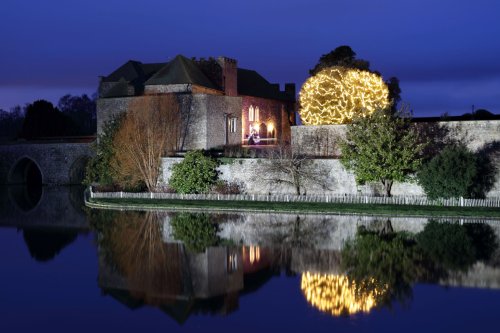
xmin=218 ymin=57 xmax=238 ymax=96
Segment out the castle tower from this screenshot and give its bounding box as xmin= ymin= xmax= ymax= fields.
xmin=218 ymin=57 xmax=238 ymax=96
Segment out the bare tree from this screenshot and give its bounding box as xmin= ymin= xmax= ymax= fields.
xmin=262 ymin=142 xmax=330 ymax=195
xmin=111 ymin=94 xmax=182 ymax=191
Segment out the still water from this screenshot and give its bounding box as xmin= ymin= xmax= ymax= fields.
xmin=1 ymin=186 xmax=500 ymax=332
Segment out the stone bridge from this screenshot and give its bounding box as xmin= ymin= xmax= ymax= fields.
xmin=0 ymin=138 xmax=94 ymax=185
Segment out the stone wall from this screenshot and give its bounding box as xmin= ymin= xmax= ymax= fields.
xmin=291 ymin=120 xmax=500 ymax=157
xmin=161 ymin=155 xmax=500 ymax=197
xmin=0 ymin=142 xmax=93 ymax=185
xmin=96 ymin=97 xmax=135 ymax=135
xmin=97 ymin=94 xmax=241 ymax=150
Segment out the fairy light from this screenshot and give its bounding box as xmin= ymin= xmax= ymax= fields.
xmin=299 ymin=67 xmax=390 ymax=125
xmin=300 ymin=272 xmax=387 ymax=316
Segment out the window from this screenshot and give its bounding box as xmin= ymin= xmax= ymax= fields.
xmin=255 ymin=106 xmax=260 ymax=122
xmin=229 ymin=117 xmax=237 ymax=133
xmin=249 ymin=105 xmax=254 ymax=122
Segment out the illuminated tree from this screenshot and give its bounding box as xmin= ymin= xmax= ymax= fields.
xmin=299 ymin=67 xmax=390 ymax=125
xmin=111 ymin=94 xmax=182 ymax=191
xmin=309 ymin=45 xmax=370 ymax=75
xmin=340 ymin=106 xmax=425 ymax=197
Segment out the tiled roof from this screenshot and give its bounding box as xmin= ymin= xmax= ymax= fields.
xmin=144 ymin=55 xmax=217 ymax=90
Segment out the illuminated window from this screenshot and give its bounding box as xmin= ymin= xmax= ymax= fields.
xmin=229 ymin=117 xmax=237 ymax=133
xmin=255 ymin=106 xmax=260 ymax=122
xmin=249 ymin=105 xmax=254 ymax=121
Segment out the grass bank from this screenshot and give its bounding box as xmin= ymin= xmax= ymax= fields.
xmin=87 ymin=197 xmax=500 ymax=219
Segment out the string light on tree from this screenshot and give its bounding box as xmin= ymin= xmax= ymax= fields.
xmin=299 ymin=67 xmax=390 ymax=125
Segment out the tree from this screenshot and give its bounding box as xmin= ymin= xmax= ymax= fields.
xmin=170 ymin=213 xmax=220 ymax=252
xmin=20 ymin=100 xmax=75 ymax=139
xmin=309 ymin=45 xmax=402 ymax=111
xmin=309 ymin=45 xmax=370 ymax=75
xmin=0 ymin=106 xmax=24 ymax=140
xmin=262 ymin=142 xmax=330 ymax=195
xmin=168 ymin=150 xmax=219 ymax=194
xmin=299 ymin=67 xmax=390 ymax=125
xmin=417 ymin=145 xmax=478 ymax=199
xmin=83 ymin=115 xmax=123 ymax=187
xmin=111 ymin=94 xmax=182 ymax=191
xmin=58 ymin=94 xmax=96 ymax=135
xmin=340 ymin=106 xmax=425 ymax=197
xmin=386 ymin=77 xmax=402 ymax=112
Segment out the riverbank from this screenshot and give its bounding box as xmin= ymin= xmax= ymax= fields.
xmin=86 ymin=197 xmax=500 ymax=219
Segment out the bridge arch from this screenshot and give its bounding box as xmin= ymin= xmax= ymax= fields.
xmin=69 ymin=155 xmax=90 ymax=184
xmin=8 ymin=157 xmax=43 ymax=186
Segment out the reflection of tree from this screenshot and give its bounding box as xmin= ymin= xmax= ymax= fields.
xmin=417 ymin=220 xmax=498 ymax=271
xmin=93 ymin=210 xmax=182 ymax=303
xmin=341 ymin=225 xmax=423 ymax=307
xmin=339 ymin=219 xmax=499 ymax=315
xmin=301 ymin=272 xmax=387 ymax=316
xmin=23 ymin=228 xmax=78 ymax=262
xmin=170 ymin=213 xmax=221 ymax=253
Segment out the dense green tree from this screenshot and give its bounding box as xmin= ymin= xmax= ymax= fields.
xmin=417 ymin=145 xmax=478 ymax=199
xmin=386 ymin=77 xmax=402 ymax=112
xmin=309 ymin=45 xmax=370 ymax=75
xmin=0 ymin=106 xmax=24 ymax=140
xmin=20 ymin=100 xmax=75 ymax=139
xmin=58 ymin=94 xmax=96 ymax=135
xmin=169 ymin=150 xmax=219 ymax=194
xmin=340 ymin=107 xmax=425 ymax=197
xmin=83 ymin=115 xmax=122 ymax=187
xmin=309 ymin=45 xmax=402 ymax=111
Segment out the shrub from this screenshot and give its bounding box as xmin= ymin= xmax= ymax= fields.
xmin=211 ymin=180 xmax=243 ymax=194
xmin=168 ymin=150 xmax=219 ymax=194
xmin=83 ymin=115 xmax=122 ymax=186
xmin=170 ymin=213 xmax=219 ymax=252
xmin=417 ymin=145 xmax=477 ymax=199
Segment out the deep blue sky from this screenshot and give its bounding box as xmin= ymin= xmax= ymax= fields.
xmin=1 ymin=0 xmax=499 ymax=116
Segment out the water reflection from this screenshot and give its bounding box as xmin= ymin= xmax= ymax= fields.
xmin=300 ymin=273 xmax=387 ymax=316
xmin=88 ymin=211 xmax=500 ymax=321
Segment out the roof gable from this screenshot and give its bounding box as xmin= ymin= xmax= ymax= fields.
xmin=145 ymin=55 xmax=218 ymax=90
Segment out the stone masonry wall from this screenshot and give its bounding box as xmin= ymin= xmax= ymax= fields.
xmin=291 ymin=120 xmax=500 ymax=157
xmin=0 ymin=142 xmax=93 ymax=185
xmin=161 ymin=156 xmax=500 ymax=198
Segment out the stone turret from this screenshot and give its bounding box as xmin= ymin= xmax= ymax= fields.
xmin=218 ymin=57 xmax=238 ymax=96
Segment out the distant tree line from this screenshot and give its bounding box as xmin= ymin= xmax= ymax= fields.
xmin=0 ymin=94 xmax=96 ymax=140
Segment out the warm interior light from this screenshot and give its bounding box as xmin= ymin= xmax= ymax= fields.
xmin=300 ymin=272 xmax=386 ymax=316
xmin=267 ymin=123 xmax=274 ymax=133
xmin=299 ymin=67 xmax=390 ymax=125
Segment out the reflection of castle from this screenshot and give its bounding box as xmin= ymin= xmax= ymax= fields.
xmin=98 ymin=243 xmax=285 ymax=323
xmin=98 ymin=55 xmax=296 ymax=150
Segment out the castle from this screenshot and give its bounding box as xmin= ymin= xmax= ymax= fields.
xmin=97 ymin=55 xmax=296 ymax=150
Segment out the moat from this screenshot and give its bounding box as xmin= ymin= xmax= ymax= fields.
xmin=1 ymin=186 xmax=500 ymax=332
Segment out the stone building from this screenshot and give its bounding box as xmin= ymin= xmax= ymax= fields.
xmin=97 ymin=55 xmax=295 ymax=150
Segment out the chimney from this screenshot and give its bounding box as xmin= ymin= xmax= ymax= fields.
xmin=285 ymin=83 xmax=296 ymax=100
xmin=218 ymin=57 xmax=238 ymax=96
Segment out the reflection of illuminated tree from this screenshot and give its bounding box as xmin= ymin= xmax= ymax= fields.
xmin=341 ymin=227 xmax=423 ymax=307
xmin=301 ymin=272 xmax=387 ymax=316
xmin=170 ymin=213 xmax=220 ymax=253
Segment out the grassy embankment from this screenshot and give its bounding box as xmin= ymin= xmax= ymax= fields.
xmin=87 ymin=197 xmax=500 ymax=218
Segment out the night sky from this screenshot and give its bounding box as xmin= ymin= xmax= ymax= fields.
xmin=1 ymin=0 xmax=499 ymax=116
